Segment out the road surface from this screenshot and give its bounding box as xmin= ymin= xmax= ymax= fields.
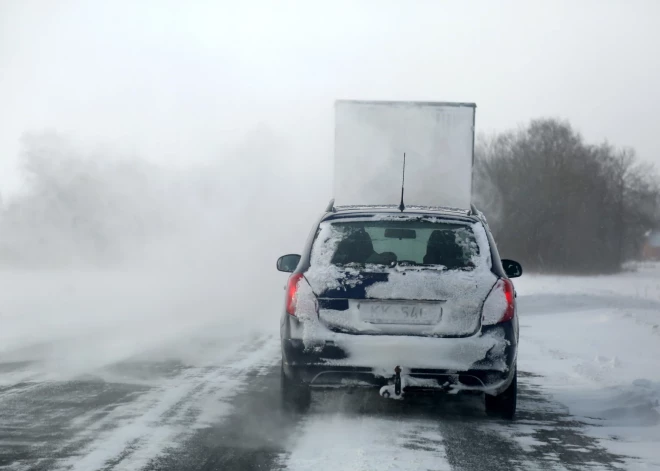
xmin=1 ymin=277 xmax=659 ymax=470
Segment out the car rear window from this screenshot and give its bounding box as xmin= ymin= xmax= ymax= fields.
xmin=315 ymin=219 xmax=481 ymax=270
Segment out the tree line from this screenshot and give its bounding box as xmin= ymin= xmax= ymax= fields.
xmin=474 ymin=118 xmax=660 ymax=274
xmin=2 ymin=121 xmax=658 ymax=274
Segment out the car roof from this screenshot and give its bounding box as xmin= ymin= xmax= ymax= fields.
xmin=321 ymin=205 xmax=481 ymax=224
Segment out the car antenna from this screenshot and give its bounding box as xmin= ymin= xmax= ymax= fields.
xmin=398 ymin=152 xmax=406 ymax=212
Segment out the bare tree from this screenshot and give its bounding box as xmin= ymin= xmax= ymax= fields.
xmin=474 ymin=118 xmax=660 ymax=273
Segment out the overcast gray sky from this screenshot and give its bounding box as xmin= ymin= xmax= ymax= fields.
xmin=1 ymin=0 xmax=659 ymax=195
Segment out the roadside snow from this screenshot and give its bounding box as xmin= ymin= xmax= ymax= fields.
xmin=515 ymin=262 xmax=660 ymax=304
xmin=516 ymin=263 xmax=660 ymax=469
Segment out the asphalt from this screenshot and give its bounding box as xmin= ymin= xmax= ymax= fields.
xmin=0 ymin=357 xmax=628 ymax=471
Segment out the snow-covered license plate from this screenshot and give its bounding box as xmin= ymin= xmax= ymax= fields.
xmin=359 ymin=301 xmax=442 ymax=325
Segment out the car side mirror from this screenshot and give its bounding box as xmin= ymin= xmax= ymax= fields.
xmin=501 ymin=259 xmax=522 ymax=278
xmin=277 ymin=254 xmax=301 ymax=273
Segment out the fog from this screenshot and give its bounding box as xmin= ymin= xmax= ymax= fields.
xmin=0 ymin=128 xmax=326 ymax=376
xmin=1 ymin=1 xmax=660 ymax=376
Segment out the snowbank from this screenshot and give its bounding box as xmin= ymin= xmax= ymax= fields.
xmin=517 ymin=266 xmax=660 ymax=468
xmin=514 ymin=262 xmax=660 ymax=304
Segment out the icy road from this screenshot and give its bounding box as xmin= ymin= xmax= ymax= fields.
xmin=1 ymin=265 xmax=660 ymax=470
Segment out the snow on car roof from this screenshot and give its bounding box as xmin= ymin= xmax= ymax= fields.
xmin=324 ymin=205 xmax=479 ymax=223
xmin=333 ymin=204 xmax=471 ymax=214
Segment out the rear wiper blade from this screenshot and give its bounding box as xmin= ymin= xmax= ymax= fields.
xmin=395 ymin=261 xmax=425 ymax=267
xmin=338 ymin=262 xmax=366 ymax=268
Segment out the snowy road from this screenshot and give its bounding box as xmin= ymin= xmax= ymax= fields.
xmin=1 ymin=267 xmax=660 ymax=470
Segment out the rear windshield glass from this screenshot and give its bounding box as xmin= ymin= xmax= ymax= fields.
xmin=316 ymin=219 xmax=480 ymax=270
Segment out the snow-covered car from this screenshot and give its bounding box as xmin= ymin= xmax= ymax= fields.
xmin=277 ymin=202 xmax=522 ymax=419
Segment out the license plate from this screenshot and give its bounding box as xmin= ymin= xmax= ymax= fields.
xmin=358 ymin=301 xmax=442 ymax=325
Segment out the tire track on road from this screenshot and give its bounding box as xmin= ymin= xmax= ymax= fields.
xmin=145 ymin=363 xmax=297 ymax=471
xmin=56 ymin=334 xmax=281 ymax=471
xmin=0 ymin=334 xmax=280 ymax=471
xmin=277 ymin=371 xmax=628 ymax=471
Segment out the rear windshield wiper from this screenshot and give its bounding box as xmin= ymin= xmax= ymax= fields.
xmin=395 ymin=261 xmax=427 ymax=267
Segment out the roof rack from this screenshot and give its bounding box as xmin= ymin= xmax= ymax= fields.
xmin=326 ymin=201 xmax=479 ymax=215
xmin=325 ymin=198 xmax=481 ymax=216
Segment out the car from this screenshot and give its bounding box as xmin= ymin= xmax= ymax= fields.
xmin=276 ymin=201 xmax=522 ymax=419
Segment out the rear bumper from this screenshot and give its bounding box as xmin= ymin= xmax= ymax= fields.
xmin=281 ymin=321 xmax=517 ymax=396
xmin=282 ymin=362 xmax=514 ymax=396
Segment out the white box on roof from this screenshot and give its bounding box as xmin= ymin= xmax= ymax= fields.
xmin=334 ymin=100 xmax=476 ymax=210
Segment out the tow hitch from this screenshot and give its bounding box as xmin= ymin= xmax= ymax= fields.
xmin=379 ymin=366 xmax=404 ymax=400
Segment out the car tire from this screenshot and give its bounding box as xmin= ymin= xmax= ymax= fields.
xmin=281 ymin=362 xmax=311 ymax=414
xmin=485 ymin=369 xmax=517 ymax=420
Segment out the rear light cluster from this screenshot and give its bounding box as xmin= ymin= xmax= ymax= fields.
xmin=482 ymin=278 xmax=516 ymax=325
xmin=285 ymin=273 xmax=304 ymax=316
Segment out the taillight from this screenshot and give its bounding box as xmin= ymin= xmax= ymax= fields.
xmin=285 ymin=273 xmax=304 ymax=316
xmin=482 ymin=278 xmax=516 ymax=325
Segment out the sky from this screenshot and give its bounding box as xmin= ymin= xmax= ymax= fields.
xmin=1 ymin=0 xmax=659 ymax=196
xmin=0 ymin=0 xmax=659 ymax=383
